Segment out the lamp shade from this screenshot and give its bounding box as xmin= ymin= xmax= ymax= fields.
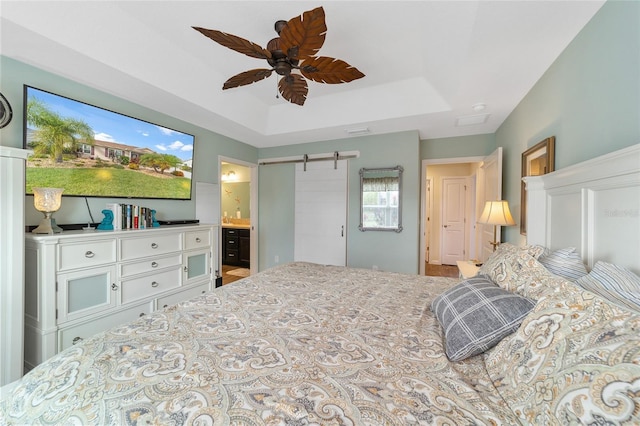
xmin=477 ymin=200 xmax=516 ymax=226
xmin=32 ymin=187 xmax=64 ymax=212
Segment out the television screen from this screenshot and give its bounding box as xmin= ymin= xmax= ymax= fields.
xmin=23 ymin=86 xmax=194 ymax=200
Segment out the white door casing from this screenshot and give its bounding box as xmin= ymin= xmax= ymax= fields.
xmin=218 ymin=156 xmax=258 ymax=274
xmin=425 ymin=178 xmax=433 ymax=263
xmin=441 ymin=177 xmax=466 ymax=265
xmin=420 ymin=151 xmax=503 ymax=274
xmin=478 ymin=147 xmax=503 ymax=262
xmin=294 ymin=160 xmax=348 ymax=266
xmin=466 ymin=175 xmax=477 ymax=261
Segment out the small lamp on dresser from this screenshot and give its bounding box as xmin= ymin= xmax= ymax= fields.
xmin=31 ymin=187 xmax=64 ymax=234
xmin=477 ymin=200 xmax=516 ymax=251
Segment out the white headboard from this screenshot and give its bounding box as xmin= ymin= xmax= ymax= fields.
xmin=525 ymin=144 xmax=640 ymax=275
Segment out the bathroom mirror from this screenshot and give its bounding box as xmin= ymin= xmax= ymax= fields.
xmin=359 ymin=166 xmax=403 ymax=232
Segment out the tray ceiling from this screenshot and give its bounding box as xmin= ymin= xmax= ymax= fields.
xmin=0 ymin=1 xmax=604 ymax=148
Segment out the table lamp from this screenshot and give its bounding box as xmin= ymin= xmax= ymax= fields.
xmin=477 ymin=200 xmax=516 ymax=250
xmin=32 ymin=187 xmax=64 ymax=234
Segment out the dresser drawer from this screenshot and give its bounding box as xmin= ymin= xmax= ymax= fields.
xmin=58 ymin=239 xmax=117 ymax=271
xmin=120 ymin=253 xmax=182 ymax=278
xmin=121 ymin=267 xmax=181 ymax=304
xmin=184 ymin=229 xmax=212 ymax=250
xmin=120 ymin=233 xmax=181 ymax=261
xmin=58 ymin=301 xmax=152 ymax=352
xmin=157 ymin=282 xmax=210 ymax=310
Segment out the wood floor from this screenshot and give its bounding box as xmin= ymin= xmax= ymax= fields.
xmin=221 ymin=264 xmax=247 ymax=285
xmin=425 ymin=263 xmax=459 ymax=278
xmin=222 ymin=263 xmax=459 ymax=285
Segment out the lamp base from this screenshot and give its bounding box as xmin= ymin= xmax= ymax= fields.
xmin=32 ymin=213 xmax=62 ymax=234
xmin=490 ymin=225 xmax=499 ymax=251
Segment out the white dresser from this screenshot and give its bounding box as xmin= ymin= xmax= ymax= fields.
xmin=24 ymin=224 xmax=217 ymax=370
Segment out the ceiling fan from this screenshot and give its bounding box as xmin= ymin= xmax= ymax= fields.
xmin=193 ymin=6 xmax=365 ymax=106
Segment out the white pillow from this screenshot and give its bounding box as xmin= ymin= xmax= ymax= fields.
xmin=538 ymin=247 xmax=588 ymax=281
xmin=574 ymin=261 xmax=640 ymax=313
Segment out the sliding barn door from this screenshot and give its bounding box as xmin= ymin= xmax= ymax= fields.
xmin=294 ymin=160 xmax=348 ymax=266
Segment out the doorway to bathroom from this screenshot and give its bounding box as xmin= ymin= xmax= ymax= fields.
xmin=219 ymin=157 xmax=257 ymax=285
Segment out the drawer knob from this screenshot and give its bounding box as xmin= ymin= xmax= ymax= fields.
xmin=151 ymin=281 xmax=159 ymax=288
xmin=163 ymin=304 xmax=168 ymax=308
xmin=139 ymin=312 xmax=146 ymax=317
xmin=85 ymin=251 xmax=95 ymax=258
xmin=151 ymin=243 xmax=158 ymax=249
xmin=151 ymin=261 xmax=158 ymax=268
xmin=111 ymin=283 xmax=118 ymax=291
xmin=195 ymin=237 xmax=202 ymax=243
xmin=72 ymin=336 xmax=83 ymax=345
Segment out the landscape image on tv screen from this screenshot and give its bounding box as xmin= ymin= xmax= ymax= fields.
xmin=23 ymin=86 xmax=194 ymax=200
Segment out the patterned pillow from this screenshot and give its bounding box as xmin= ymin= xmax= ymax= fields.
xmin=485 ymin=275 xmax=640 ymax=424
xmin=538 ymin=247 xmax=588 ymax=280
xmin=575 ymin=261 xmax=640 ymax=313
xmin=431 ymin=276 xmax=536 ymax=361
xmin=478 ymin=243 xmax=546 ymax=293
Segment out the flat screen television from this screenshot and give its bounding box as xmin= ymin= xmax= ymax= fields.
xmin=23 ymin=85 xmax=195 ymax=200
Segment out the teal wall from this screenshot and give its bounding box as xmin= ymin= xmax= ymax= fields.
xmin=419 ymin=1 xmax=638 ymax=247
xmin=495 ymin=0 xmax=640 ymax=244
xmin=420 ymin=134 xmax=496 ymax=160
xmin=0 ymin=56 xmax=258 ymax=226
xmin=258 ymin=131 xmax=421 ymax=273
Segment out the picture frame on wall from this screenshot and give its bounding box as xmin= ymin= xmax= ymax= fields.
xmin=521 ymin=136 xmax=555 ymax=235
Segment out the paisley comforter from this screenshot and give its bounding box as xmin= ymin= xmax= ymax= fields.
xmin=2 ymin=259 xmax=639 ymax=425
xmin=1 ymin=262 xmax=518 ymax=425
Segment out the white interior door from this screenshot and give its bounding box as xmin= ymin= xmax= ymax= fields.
xmin=441 ymin=177 xmax=466 ymax=265
xmin=478 ymin=147 xmax=503 ymax=262
xmin=294 ymin=160 xmax=347 ymax=266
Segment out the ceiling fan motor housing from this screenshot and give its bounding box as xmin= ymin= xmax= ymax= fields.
xmin=267 ymin=37 xmax=298 ymax=76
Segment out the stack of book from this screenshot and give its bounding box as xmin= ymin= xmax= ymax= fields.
xmin=105 ymin=203 xmax=157 ymax=230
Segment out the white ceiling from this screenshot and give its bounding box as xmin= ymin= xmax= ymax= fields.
xmin=0 ymin=1 xmax=604 ymax=149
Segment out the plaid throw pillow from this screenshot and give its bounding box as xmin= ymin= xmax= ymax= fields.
xmin=431 ymin=276 xmax=536 ymax=361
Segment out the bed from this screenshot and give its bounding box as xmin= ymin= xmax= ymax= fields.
xmin=2 ymin=145 xmax=639 ymax=425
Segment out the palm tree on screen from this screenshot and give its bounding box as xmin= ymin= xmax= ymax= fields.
xmin=26 ymin=98 xmax=94 ymax=163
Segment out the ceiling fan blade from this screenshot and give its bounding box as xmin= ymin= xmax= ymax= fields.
xmin=278 ymin=74 xmax=308 ymax=106
xmin=193 ymin=26 xmax=272 ymax=60
xmin=300 ymin=56 xmax=365 ymax=84
xmin=279 ymin=7 xmax=326 ymax=61
xmin=223 ymin=69 xmax=273 ymax=90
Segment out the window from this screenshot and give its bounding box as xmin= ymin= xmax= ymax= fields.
xmin=77 ymin=144 xmax=92 ymax=154
xmin=359 ymin=166 xmax=403 ymax=232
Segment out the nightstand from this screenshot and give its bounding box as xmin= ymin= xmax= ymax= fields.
xmin=456 ymin=260 xmax=480 ymax=279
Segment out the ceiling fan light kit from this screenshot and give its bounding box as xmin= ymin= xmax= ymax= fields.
xmin=193 ymin=6 xmax=364 ymax=106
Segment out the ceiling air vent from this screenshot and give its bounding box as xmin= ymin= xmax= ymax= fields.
xmin=455 ymin=113 xmax=490 ymax=127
